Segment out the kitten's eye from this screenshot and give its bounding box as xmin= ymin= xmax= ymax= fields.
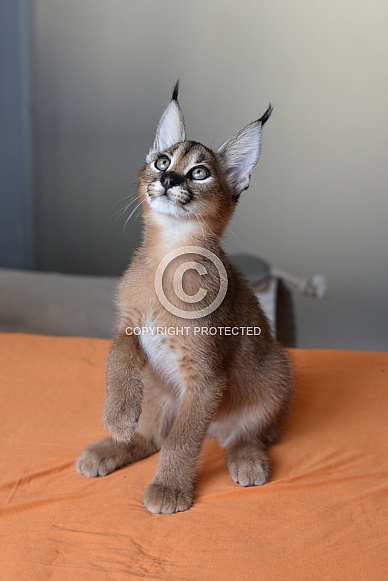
xmin=189 ymin=166 xmax=209 ymax=181
xmin=154 ymin=156 xmax=170 ymax=171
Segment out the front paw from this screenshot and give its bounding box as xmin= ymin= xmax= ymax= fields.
xmin=76 ymin=438 xmax=125 ymax=478
xmin=143 ymin=482 xmax=194 ymax=514
xmin=103 ymin=401 xmax=140 ymax=443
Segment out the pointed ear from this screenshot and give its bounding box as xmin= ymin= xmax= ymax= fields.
xmin=217 ymin=104 xmax=273 ymax=198
xmin=146 ymin=81 xmax=186 ymax=163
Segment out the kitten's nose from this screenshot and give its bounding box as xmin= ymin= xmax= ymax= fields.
xmin=160 ymin=172 xmax=182 ymax=192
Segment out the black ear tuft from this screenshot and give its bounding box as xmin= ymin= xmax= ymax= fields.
xmin=172 ymin=80 xmax=180 ymax=101
xmin=259 ymin=103 xmax=273 ymax=126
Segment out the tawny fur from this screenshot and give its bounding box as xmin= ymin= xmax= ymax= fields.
xmin=77 ymin=85 xmax=293 ymax=514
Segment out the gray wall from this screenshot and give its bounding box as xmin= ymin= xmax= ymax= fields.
xmin=28 ymin=0 xmax=388 ymax=350
xmin=0 ymin=0 xmax=33 ymax=269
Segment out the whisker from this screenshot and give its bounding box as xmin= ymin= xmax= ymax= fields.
xmin=109 ymin=182 xmax=139 ymax=208
xmin=111 ymin=196 xmax=140 ymax=220
xmin=194 ymin=206 xmax=218 ymax=241
xmin=224 ymin=223 xmax=238 ymax=242
xmin=114 ymin=191 xmax=137 ymax=205
xmin=210 ymin=125 xmax=224 ymax=149
xmin=133 ymin=205 xmax=144 ymax=223
xmin=123 ymin=199 xmax=144 ymax=234
xmin=196 ymin=213 xmax=208 ymax=240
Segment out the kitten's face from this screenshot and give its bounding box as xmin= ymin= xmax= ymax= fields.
xmin=138 ymin=83 xmax=271 ymax=231
xmin=140 ymin=141 xmax=232 ymax=221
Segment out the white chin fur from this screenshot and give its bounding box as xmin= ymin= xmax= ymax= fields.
xmin=148 ymin=195 xmax=190 ymax=218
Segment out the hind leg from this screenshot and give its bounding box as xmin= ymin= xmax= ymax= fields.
xmin=223 ymin=344 xmax=292 ymax=486
xmin=226 ymin=442 xmax=270 ymax=486
xmin=76 ymin=433 xmax=158 ymax=477
xmin=222 ymin=400 xmax=290 ymax=487
xmin=225 ymin=439 xmax=270 ymax=486
xmin=223 ymin=402 xmax=290 ymax=487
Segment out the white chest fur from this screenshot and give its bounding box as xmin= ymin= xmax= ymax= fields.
xmin=140 ymin=327 xmax=184 ymax=397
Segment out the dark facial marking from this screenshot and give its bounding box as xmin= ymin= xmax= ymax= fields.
xmin=167 ymin=145 xmax=179 ymax=156
xmin=182 ymin=141 xmax=195 ymax=156
xmin=194 ymin=152 xmax=207 ymax=165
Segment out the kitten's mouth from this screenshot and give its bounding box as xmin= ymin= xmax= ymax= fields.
xmin=166 ymin=191 xmax=191 ymax=206
xmin=159 ymin=193 xmax=189 ymax=211
xmin=148 ymin=186 xmax=192 ymax=217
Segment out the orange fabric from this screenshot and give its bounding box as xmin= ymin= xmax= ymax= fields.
xmin=0 ymin=333 xmax=387 ymax=580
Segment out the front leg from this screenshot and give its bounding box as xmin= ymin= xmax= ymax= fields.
xmin=144 ymin=372 xmax=226 ymax=514
xmin=104 ymin=331 xmax=146 ymax=443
